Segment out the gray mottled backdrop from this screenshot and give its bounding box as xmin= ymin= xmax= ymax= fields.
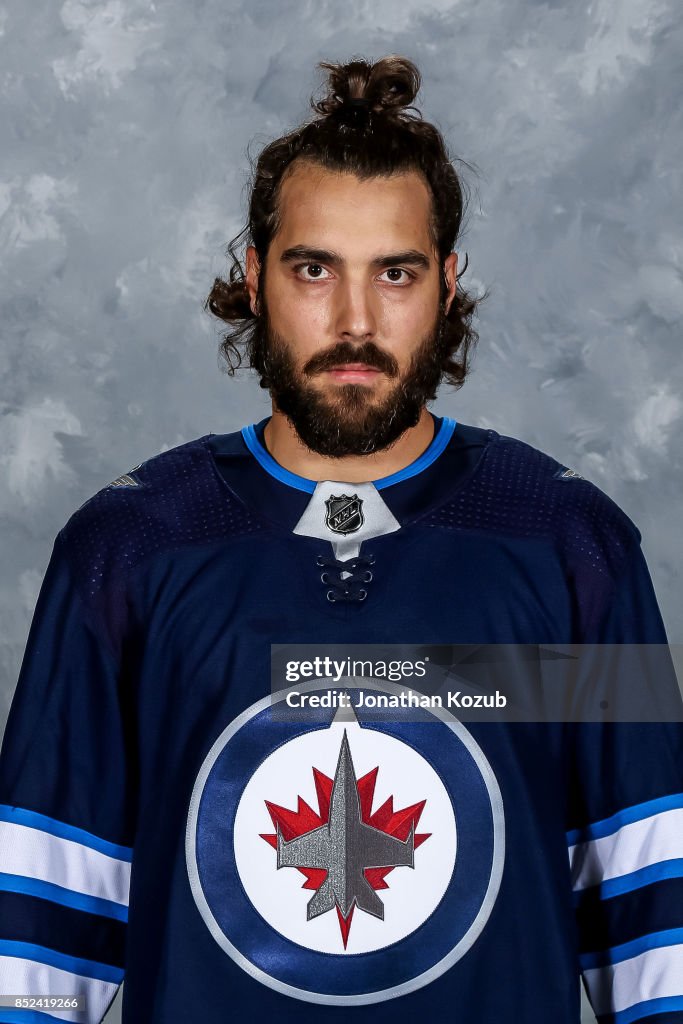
xmin=1 ymin=2 xmax=681 ymax=1021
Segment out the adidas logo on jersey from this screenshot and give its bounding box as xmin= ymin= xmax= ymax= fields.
xmin=105 ymin=463 xmax=144 ymax=489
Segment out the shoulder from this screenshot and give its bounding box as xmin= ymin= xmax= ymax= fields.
xmin=440 ymin=426 xmax=642 ymax=577
xmin=496 ymin=428 xmax=639 ymax=556
xmin=57 ymin=431 xmax=259 ymax=600
xmin=477 ymin=429 xmax=649 ymax=637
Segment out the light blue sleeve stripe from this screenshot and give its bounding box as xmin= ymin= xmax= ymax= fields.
xmin=0 ymin=873 xmax=128 ymax=922
xmin=0 ymin=940 xmax=124 ymax=985
xmin=572 ymin=859 xmax=683 ymax=902
xmin=611 ymin=994 xmax=683 ymax=1024
xmin=0 ymin=806 xmax=133 ymax=862
xmin=579 ymin=927 xmax=683 ymax=970
xmin=566 ymin=793 xmax=683 ymax=846
xmin=0 ymin=1011 xmax=86 ymax=1023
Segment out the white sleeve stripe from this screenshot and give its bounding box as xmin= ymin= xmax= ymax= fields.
xmin=582 ymin=942 xmax=683 ymax=1016
xmin=568 ymin=807 xmax=683 ymax=891
xmin=0 ymin=953 xmax=121 ymax=1024
xmin=0 ymin=805 xmax=132 ymax=861
xmin=567 ymin=793 xmax=683 ymax=846
xmin=0 ymin=821 xmax=130 ymax=908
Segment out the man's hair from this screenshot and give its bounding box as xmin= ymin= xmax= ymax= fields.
xmin=205 ymin=55 xmax=487 ymax=390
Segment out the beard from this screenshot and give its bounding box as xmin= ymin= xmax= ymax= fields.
xmin=251 ymin=303 xmax=448 ymax=458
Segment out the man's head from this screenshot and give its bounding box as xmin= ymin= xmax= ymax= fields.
xmin=205 ymin=56 xmax=485 ymax=455
xmin=242 ymin=161 xmax=458 ymax=455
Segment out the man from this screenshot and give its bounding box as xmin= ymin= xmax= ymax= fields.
xmin=1 ymin=56 xmax=681 ymax=1024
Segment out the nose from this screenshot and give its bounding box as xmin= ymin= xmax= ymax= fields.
xmin=333 ymin=276 xmax=378 ymax=341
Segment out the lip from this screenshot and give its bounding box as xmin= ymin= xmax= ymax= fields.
xmin=326 ymin=363 xmax=382 ymax=382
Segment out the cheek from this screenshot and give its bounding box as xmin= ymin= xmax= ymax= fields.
xmin=266 ymin=292 xmax=328 ymax=360
xmin=278 ymin=307 xmax=327 ymax=345
xmin=269 ymin=283 xmax=328 ymax=332
xmin=379 ymin=296 xmax=436 ymax=340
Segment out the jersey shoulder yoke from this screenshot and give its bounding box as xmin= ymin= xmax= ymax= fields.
xmin=58 ymin=432 xmax=264 ymax=606
xmin=428 ymin=429 xmax=641 ymax=581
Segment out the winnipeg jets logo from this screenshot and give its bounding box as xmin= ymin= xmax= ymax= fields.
xmin=261 ymin=730 xmax=428 ymax=947
xmin=186 ymin=682 xmax=504 ymax=1004
xmin=324 ymin=494 xmax=364 ymax=534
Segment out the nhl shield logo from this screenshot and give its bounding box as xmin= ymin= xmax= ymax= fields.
xmin=186 ymin=682 xmax=505 ymax=1005
xmin=324 ymin=494 xmax=364 ymax=535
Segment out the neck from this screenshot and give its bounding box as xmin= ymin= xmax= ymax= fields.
xmin=262 ymin=406 xmax=436 ymax=483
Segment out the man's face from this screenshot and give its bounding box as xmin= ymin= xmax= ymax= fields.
xmin=245 ymin=161 xmax=457 ymax=457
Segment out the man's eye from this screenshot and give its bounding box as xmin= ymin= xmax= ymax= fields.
xmin=295 ymin=263 xmax=331 ymax=280
xmin=380 ymin=268 xmax=413 ymax=284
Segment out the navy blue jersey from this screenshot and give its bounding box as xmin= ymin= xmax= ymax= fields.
xmin=1 ymin=413 xmax=682 ymax=1024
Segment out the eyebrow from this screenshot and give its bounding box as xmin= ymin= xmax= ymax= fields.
xmin=279 ymin=245 xmax=431 ymax=271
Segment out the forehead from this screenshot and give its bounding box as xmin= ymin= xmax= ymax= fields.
xmin=273 ymin=160 xmax=434 ymax=254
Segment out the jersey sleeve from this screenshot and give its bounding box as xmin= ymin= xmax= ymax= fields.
xmin=0 ymin=530 xmax=136 ymax=1023
xmin=567 ymin=538 xmax=683 ymax=1024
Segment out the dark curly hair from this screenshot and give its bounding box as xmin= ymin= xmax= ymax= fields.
xmin=204 ymin=54 xmax=488 ymax=390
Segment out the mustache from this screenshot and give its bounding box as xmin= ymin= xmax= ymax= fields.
xmin=303 ymin=341 xmax=399 ymax=377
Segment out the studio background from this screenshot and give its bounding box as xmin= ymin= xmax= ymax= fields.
xmin=1 ymin=2 xmax=681 ymax=1021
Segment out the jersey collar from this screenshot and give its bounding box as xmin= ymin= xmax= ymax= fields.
xmin=240 ymin=416 xmax=458 ymax=495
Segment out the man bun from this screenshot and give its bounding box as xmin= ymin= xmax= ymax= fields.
xmin=313 ymin=56 xmax=421 ymax=121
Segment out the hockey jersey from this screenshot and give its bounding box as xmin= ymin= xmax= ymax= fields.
xmin=0 ymin=413 xmax=682 ymax=1024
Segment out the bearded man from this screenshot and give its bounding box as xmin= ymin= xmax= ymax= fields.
xmin=1 ymin=55 xmax=681 ymax=1024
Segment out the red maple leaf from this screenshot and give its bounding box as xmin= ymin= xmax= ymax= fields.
xmin=260 ymin=765 xmax=430 ymax=947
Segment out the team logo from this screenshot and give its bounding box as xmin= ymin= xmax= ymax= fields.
xmin=261 ymin=727 xmax=430 ymax=949
xmin=186 ymin=682 xmax=505 ymax=1004
xmin=324 ymin=494 xmax=364 ymax=534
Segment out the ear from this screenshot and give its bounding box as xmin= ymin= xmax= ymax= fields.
xmin=443 ymin=252 xmax=458 ymax=315
xmin=245 ymin=246 xmax=261 ymax=315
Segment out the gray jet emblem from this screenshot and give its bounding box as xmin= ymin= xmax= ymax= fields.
xmin=276 ymin=730 xmax=415 ymax=921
